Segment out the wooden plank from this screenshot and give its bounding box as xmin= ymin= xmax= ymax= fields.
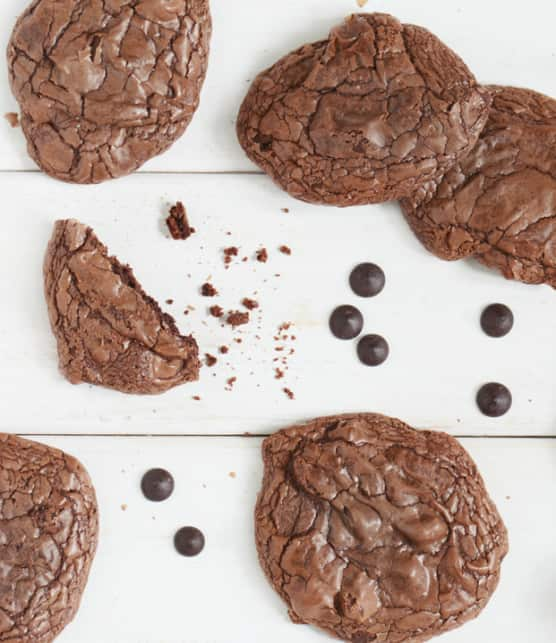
xmin=1 ymin=0 xmax=555 ymax=173
xmin=1 ymin=172 xmax=555 ymax=436
xmin=15 ymin=435 xmax=552 ymax=643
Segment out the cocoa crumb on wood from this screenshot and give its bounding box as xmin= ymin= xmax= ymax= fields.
xmin=4 ymin=112 xmax=19 ymax=128
xmin=209 ymin=305 xmax=224 ymax=318
xmin=205 ymin=354 xmax=217 ymax=367
xmin=166 ymin=202 xmax=195 ymax=240
xmin=201 ymin=282 xmax=218 ymax=297
xmin=256 ymin=248 xmax=268 ymax=263
xmin=242 ymin=298 xmax=259 ymax=310
xmin=227 ymin=311 xmax=249 ymax=328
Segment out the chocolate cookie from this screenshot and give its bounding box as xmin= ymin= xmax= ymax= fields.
xmin=44 ymin=219 xmax=200 ymax=394
xmin=8 ymin=0 xmax=211 ymax=183
xmin=237 ymin=13 xmax=490 ymax=207
xmin=0 ymin=434 xmax=98 ymax=642
xmin=401 ymin=86 xmax=556 ymax=287
xmin=256 ymin=413 xmax=508 ymax=642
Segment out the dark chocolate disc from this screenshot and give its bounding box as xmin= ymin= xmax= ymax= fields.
xmin=174 ymin=527 xmax=205 ymax=557
xmin=357 ymin=335 xmax=389 ymax=366
xmin=329 ymin=305 xmax=364 ymax=340
xmin=480 ymin=304 xmax=514 ymax=338
xmin=141 ymin=469 xmax=175 ymax=502
xmin=349 ymin=263 xmax=385 ymax=298
xmin=477 ymin=383 xmax=512 ymax=417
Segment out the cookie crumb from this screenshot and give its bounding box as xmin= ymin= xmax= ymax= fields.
xmin=281 ymin=208 xmax=289 ymax=213
xmin=209 ymin=305 xmax=224 ymax=318
xmin=283 ymin=387 xmax=295 ymax=400
xmin=356 ymin=0 xmax=368 ymax=6
xmin=242 ymin=297 xmax=259 ymax=310
xmin=192 ymin=395 xmax=201 ymax=401
xmin=226 ymin=377 xmax=237 ymax=390
xmin=227 ymin=310 xmax=249 ymax=328
xmin=201 ymin=282 xmax=218 ymax=297
xmin=220 ymin=345 xmax=229 ymax=354
xmin=224 ymin=246 xmax=239 ymax=266
xmin=121 ymin=504 xmax=128 ymax=512
xmin=275 ymin=368 xmax=284 ymax=380
xmin=205 ymin=354 xmax=217 ymax=367
xmin=166 ymin=202 xmax=195 ymax=240
xmin=4 ymin=112 xmax=19 ymax=128
xmin=229 ymin=471 xmax=237 ymax=479
xmin=279 ymin=245 xmax=292 ymax=255
xmin=256 ymin=248 xmax=268 ymax=263
xmin=165 ymin=299 xmax=174 ymax=305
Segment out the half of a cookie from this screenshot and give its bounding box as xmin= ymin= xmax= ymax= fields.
xmin=401 ymin=86 xmax=556 ymax=288
xmin=8 ymin=0 xmax=212 ymax=183
xmin=237 ymin=13 xmax=491 ymax=207
xmin=0 ymin=433 xmax=98 ymax=642
xmin=44 ymin=219 xmax=200 ymax=395
xmin=256 ymin=413 xmax=508 ymax=643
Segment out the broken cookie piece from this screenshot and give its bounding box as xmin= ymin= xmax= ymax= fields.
xmin=237 ymin=13 xmax=490 ymax=207
xmin=256 ymin=413 xmax=508 ymax=642
xmin=166 ymin=202 xmax=195 ymax=240
xmin=0 ymin=433 xmax=98 ymax=642
xmin=44 ymin=219 xmax=200 ymax=394
xmin=401 ymin=86 xmax=556 ymax=288
xmin=8 ymin=0 xmax=212 ymax=183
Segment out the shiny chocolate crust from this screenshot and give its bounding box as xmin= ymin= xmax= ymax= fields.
xmin=44 ymin=219 xmax=200 ymax=394
xmin=8 ymin=0 xmax=211 ymax=183
xmin=237 ymin=13 xmax=491 ymax=207
xmin=401 ymin=86 xmax=556 ymax=287
xmin=0 ymin=434 xmax=98 ymax=642
xmin=255 ymin=413 xmax=508 ymax=642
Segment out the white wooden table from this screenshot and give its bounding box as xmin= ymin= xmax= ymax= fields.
xmin=1 ymin=1 xmax=555 ymax=642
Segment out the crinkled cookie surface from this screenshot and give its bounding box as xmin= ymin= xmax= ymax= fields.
xmin=0 ymin=434 xmax=98 ymax=643
xmin=237 ymin=13 xmax=491 ymax=207
xmin=44 ymin=219 xmax=200 ymax=394
xmin=401 ymin=86 xmax=556 ymax=287
xmin=256 ymin=413 xmax=508 ymax=643
xmin=8 ymin=0 xmax=212 ymax=183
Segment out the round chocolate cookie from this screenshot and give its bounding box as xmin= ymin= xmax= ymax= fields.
xmin=0 ymin=434 xmax=98 ymax=643
xmin=256 ymin=413 xmax=508 ymax=642
xmin=401 ymin=86 xmax=556 ymax=288
xmin=8 ymin=0 xmax=212 ymax=183
xmin=237 ymin=13 xmax=490 ymax=207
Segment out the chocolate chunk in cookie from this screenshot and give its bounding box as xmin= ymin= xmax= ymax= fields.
xmin=401 ymin=86 xmax=556 ymax=288
xmin=44 ymin=219 xmax=200 ymax=394
xmin=8 ymin=0 xmax=211 ymax=183
xmin=256 ymin=413 xmax=508 ymax=642
xmin=237 ymin=13 xmax=490 ymax=207
xmin=0 ymin=434 xmax=98 ymax=642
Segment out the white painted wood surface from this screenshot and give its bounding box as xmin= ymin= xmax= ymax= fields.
xmin=1 ymin=0 xmax=555 ymax=173
xmin=1 ymin=172 xmax=556 ymax=436
xmin=0 ymin=1 xmax=555 ymax=642
xmin=19 ymin=436 xmax=551 ymax=643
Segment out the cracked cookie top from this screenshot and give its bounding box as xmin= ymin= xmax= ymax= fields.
xmin=0 ymin=434 xmax=98 ymax=643
xmin=255 ymin=413 xmax=508 ymax=643
xmin=237 ymin=13 xmax=490 ymax=207
xmin=44 ymin=219 xmax=200 ymax=394
xmin=8 ymin=0 xmax=211 ymax=183
xmin=401 ymin=86 xmax=556 ymax=288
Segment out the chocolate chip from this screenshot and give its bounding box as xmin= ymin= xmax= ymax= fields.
xmin=329 ymin=305 xmax=363 ymax=340
xmin=481 ymin=304 xmax=514 ymax=337
xmin=349 ymin=263 xmax=385 ymax=297
xmin=174 ymin=527 xmax=205 ymax=557
xmin=477 ymin=383 xmax=512 ymax=417
xmin=141 ymin=469 xmax=175 ymax=502
xmin=357 ymin=335 xmax=389 ymax=366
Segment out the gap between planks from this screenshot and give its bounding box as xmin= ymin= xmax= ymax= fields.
xmin=17 ymin=433 xmax=556 ymax=440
